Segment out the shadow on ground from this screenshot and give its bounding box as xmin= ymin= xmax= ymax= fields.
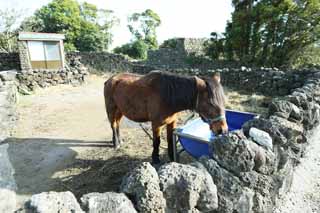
xmin=3 ymin=137 xmax=155 ymax=201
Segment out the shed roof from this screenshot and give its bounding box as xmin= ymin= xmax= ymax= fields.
xmin=18 ymin=32 xmax=65 ymax=41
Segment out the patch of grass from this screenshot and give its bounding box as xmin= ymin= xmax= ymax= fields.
xmin=224 ymin=87 xmax=271 ymax=115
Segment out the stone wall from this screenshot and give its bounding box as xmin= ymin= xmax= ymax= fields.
xmin=18 ymin=41 xmax=32 ymax=70
xmin=217 ymin=67 xmax=308 ymax=96
xmin=66 ymin=52 xmax=133 ymax=73
xmin=0 ymin=71 xmax=18 ymax=141
xmin=17 ymin=55 xmax=88 ymax=92
xmin=0 ymin=53 xmax=20 ymax=71
xmin=146 ymin=38 xmax=208 ymax=69
xmin=132 ymin=66 xmax=307 ymax=97
xmin=0 ymin=70 xmax=18 ymax=212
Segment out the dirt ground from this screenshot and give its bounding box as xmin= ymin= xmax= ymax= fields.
xmin=7 ymin=74 xmax=270 ymax=211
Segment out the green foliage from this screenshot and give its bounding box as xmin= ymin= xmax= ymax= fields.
xmin=224 ymin=0 xmax=320 ymax=67
xmin=290 ymin=43 xmax=320 ymax=68
xmin=0 ymin=8 xmax=23 ymax=52
xmin=185 ymin=52 xmax=208 ymax=66
xmin=160 ymin=39 xmax=178 ymax=49
xmin=204 ymin=32 xmax=225 ymax=60
xmin=128 ymin=9 xmax=161 ymax=49
xmin=20 ymin=0 xmax=119 ymax=52
xmin=115 ymin=9 xmax=161 ymax=60
xmin=113 ymin=40 xmax=148 ymax=59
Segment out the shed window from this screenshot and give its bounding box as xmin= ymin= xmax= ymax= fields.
xmin=28 ymin=41 xmax=62 ymax=69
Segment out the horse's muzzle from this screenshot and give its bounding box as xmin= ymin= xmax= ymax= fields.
xmin=215 ymin=127 xmax=228 ymax=135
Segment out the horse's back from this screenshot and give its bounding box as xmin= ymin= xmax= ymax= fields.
xmin=104 ymin=72 xmax=161 ymax=122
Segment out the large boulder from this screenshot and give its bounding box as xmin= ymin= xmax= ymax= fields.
xmin=243 ymin=118 xmax=288 ymax=146
xmin=120 ymin=162 xmax=166 ymax=213
xmin=199 ymin=157 xmax=256 ymax=213
xmin=0 ymin=70 xmax=17 ymax=82
xmin=248 ymin=141 xmax=276 ymax=175
xmin=0 ymin=189 xmax=16 ymax=213
xmin=81 ymin=192 xmax=137 ymax=213
xmin=210 ymin=131 xmax=256 ymax=176
xmin=269 ymin=116 xmax=306 ymax=152
xmin=269 ymin=100 xmax=302 ymax=122
xmin=28 ymin=191 xmax=84 ymax=213
xmin=158 ymin=162 xmax=218 ymax=212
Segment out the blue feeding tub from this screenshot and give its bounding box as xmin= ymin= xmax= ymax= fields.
xmin=173 ymin=110 xmax=257 ymax=159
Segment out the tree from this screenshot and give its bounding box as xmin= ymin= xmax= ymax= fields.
xmin=204 ymin=32 xmax=225 ymax=60
xmin=128 ymin=9 xmax=161 ymax=49
xmin=20 ymin=0 xmax=118 ymax=51
xmin=224 ymin=0 xmax=320 ymax=67
xmin=113 ymin=9 xmax=161 ymax=59
xmin=0 ymin=8 xmax=24 ymax=52
xmin=113 ymin=40 xmax=148 ymax=59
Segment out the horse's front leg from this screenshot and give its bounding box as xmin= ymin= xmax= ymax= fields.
xmin=151 ymin=124 xmax=163 ymax=165
xmin=167 ymin=121 xmax=177 ymax=162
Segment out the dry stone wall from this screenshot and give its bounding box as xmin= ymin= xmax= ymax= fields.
xmin=18 ymin=41 xmax=32 ymax=70
xmin=0 ymin=70 xmax=18 ymax=213
xmin=0 ymin=53 xmax=20 ymax=71
xmin=146 ymin=38 xmax=208 ymax=69
xmin=66 ymin=52 xmax=133 ymax=73
xmin=133 ymin=66 xmax=308 ymax=97
xmin=17 ymin=55 xmax=88 ymax=92
xmin=0 ymin=70 xmax=18 ymax=141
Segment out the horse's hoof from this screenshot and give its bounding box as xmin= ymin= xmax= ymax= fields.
xmin=151 ymin=156 xmax=164 ymax=168
xmin=151 ymin=161 xmax=164 ymax=170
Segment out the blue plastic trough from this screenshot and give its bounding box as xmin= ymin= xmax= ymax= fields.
xmin=173 ymin=110 xmax=257 ymax=160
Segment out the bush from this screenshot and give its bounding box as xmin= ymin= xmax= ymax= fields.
xmin=160 ymin=39 xmax=178 ymax=49
xmin=113 ymin=40 xmax=148 ymax=59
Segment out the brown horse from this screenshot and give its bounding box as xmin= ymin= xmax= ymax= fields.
xmin=104 ymin=71 xmax=228 ymax=164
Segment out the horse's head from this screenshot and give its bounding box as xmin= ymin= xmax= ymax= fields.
xmin=196 ymin=73 xmax=228 ymax=135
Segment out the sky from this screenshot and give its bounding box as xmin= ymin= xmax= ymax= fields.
xmin=0 ymin=0 xmax=233 ymax=48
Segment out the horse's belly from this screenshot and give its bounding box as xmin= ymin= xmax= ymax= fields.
xmin=113 ymin=84 xmax=152 ymax=122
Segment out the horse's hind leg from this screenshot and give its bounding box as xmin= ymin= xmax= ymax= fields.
xmin=151 ymin=123 xmax=164 ymax=165
xmin=109 ymin=109 xmax=123 ymax=149
xmin=115 ymin=110 xmax=123 ymax=145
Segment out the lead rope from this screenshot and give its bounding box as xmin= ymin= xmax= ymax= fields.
xmin=139 ymin=123 xmax=153 ymax=140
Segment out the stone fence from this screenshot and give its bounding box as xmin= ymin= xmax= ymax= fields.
xmin=16 ymin=55 xmax=88 ymax=93
xmin=0 ymin=71 xmax=18 ymax=141
xmin=66 ymin=52 xmax=133 ymax=73
xmin=132 ymin=66 xmax=308 ymax=97
xmin=63 ymin=51 xmax=310 ymax=97
xmin=0 ymin=53 xmax=20 ymax=71
xmin=0 ymin=71 xmax=18 ymax=213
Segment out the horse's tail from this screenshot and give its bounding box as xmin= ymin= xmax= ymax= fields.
xmin=104 ymin=75 xmax=116 ymax=122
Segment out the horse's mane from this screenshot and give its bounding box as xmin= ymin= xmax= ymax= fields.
xmin=152 ymin=71 xmax=198 ymax=111
xmin=150 ymin=71 xmax=225 ymax=112
xmin=204 ymin=77 xmax=226 ymax=110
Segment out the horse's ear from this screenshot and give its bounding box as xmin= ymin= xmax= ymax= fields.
xmin=213 ymin=72 xmax=221 ymax=83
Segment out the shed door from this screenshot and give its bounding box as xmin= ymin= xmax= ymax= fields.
xmin=28 ymin=41 xmax=46 ymax=69
xmin=28 ymin=41 xmax=62 ymax=69
xmin=44 ymin=41 xmax=62 ymax=69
